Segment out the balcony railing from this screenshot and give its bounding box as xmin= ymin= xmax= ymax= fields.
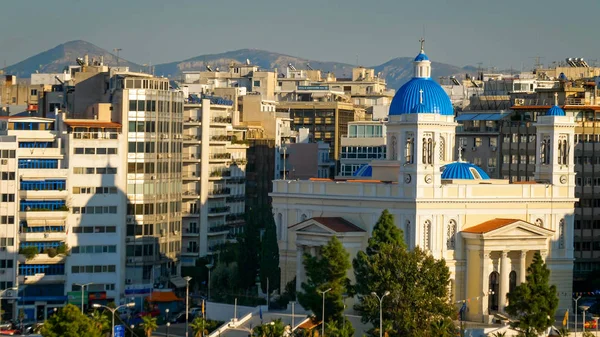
xmin=209 ymin=225 xmax=229 ymax=233
xmin=226 ymin=213 xmax=245 ymax=223
xmin=209 ymin=153 xmax=232 ymax=160
xmin=185 ymin=228 xmax=199 ymax=234
xmin=186 ymin=247 xmax=199 ymax=253
xmin=209 ymin=188 xmax=230 ymax=196
xmin=210 ymin=135 xmax=228 ymax=141
xmin=231 ymin=158 xmax=247 ymax=165
xmin=208 ymin=206 xmax=230 ymax=214
xmin=211 ymin=116 xmax=232 ymax=124
xmin=210 ymin=170 xmax=231 ymax=178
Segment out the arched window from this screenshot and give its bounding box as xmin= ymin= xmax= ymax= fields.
xmin=422 ymin=134 xmax=433 ymax=165
xmin=405 ymin=133 xmax=414 ymax=164
xmin=488 ymin=272 xmax=499 ymax=312
xmin=439 ymin=136 xmax=446 ymax=161
xmin=423 ymin=220 xmax=431 ymax=250
xmin=446 ymin=220 xmax=456 ymax=250
xmin=558 ymin=140 xmax=563 ymax=165
xmin=277 ymin=213 xmax=283 ymax=240
xmin=561 ymin=138 xmax=568 ymax=165
xmin=559 ymin=219 xmax=565 ymax=249
xmin=405 ymin=220 xmax=411 ymax=248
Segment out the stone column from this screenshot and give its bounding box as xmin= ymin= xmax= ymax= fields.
xmin=480 ymin=251 xmax=490 ymax=318
xmin=498 ymin=251 xmax=510 ymax=312
xmin=519 ymin=251 xmax=527 ymax=285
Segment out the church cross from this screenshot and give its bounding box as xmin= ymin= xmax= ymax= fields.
xmin=554 ymin=92 xmax=559 ymax=106
xmin=419 ymin=89 xmax=424 ymax=104
xmin=419 ymin=38 xmax=425 ymax=52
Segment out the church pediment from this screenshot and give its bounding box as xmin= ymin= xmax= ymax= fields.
xmin=289 ymin=217 xmax=365 ymax=235
xmin=462 ymin=218 xmax=554 ymax=239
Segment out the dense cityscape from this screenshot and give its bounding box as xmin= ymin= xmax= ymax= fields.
xmin=1 ymin=12 xmax=600 ymax=336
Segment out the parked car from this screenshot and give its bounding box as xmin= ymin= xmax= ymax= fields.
xmin=170 ymin=312 xmax=187 ymax=324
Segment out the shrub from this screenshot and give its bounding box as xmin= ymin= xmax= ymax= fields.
xmin=19 ymin=246 xmax=39 ymax=260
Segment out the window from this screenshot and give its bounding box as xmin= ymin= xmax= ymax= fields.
xmin=18 ymin=159 xmax=58 ymax=169
xmin=253 ymin=80 xmax=261 ymax=87
xmin=71 ymin=245 xmax=117 ymax=254
xmin=475 ymin=137 xmax=482 ymax=147
xmin=423 ymin=220 xmax=431 ymax=250
xmin=1 ymin=194 xmax=14 ymax=202
xmin=71 ymin=265 xmax=116 ymax=274
xmin=30 ymin=89 xmax=38 ymax=96
xmin=446 ymin=220 xmax=456 ymax=250
xmin=489 ymin=138 xmax=498 ymax=147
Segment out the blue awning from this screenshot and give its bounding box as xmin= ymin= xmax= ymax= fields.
xmin=457 ymin=113 xmax=509 ymax=121
xmin=456 ymin=114 xmax=479 ymax=121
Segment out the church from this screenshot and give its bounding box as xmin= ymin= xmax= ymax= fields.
xmin=270 ymin=42 xmax=576 ymax=323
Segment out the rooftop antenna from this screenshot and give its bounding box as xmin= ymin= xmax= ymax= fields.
xmin=306 ymin=63 xmax=313 ymax=70
xmin=530 ymin=56 xmax=544 ymax=70
xmin=113 ymin=48 xmax=122 ymax=68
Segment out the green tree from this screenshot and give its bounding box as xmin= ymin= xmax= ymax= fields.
xmin=237 ymin=207 xmax=261 ymax=290
xmin=353 ymin=210 xmax=455 ymax=337
xmin=40 ymin=304 xmax=103 ymax=337
xmin=429 ymin=318 xmax=457 ymax=337
xmin=297 ymin=236 xmax=351 ymax=324
xmin=506 ymin=251 xmax=558 ymax=337
xmin=325 ymin=319 xmax=354 ymax=337
xmin=189 ymin=317 xmax=208 ymax=337
xmin=90 ymin=310 xmax=110 ymax=335
xmin=252 ymin=318 xmax=286 ymax=337
xmin=141 ymin=314 xmax=158 ymax=337
xmin=260 ymin=205 xmax=280 ymax=294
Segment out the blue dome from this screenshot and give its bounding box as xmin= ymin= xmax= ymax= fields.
xmin=352 ymin=164 xmax=372 ymax=178
xmin=441 ymin=162 xmax=490 ymax=180
xmin=389 ymin=78 xmax=454 ymax=116
xmin=414 ymin=52 xmax=429 ymax=61
xmin=547 ymin=105 xmax=565 ymax=116
xmin=411 ymin=103 xmax=430 ymax=114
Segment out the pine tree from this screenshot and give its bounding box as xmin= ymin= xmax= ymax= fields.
xmin=297 ymin=236 xmax=351 ymax=324
xmin=506 ymin=252 xmax=558 ymax=336
xmin=353 ymin=209 xmax=455 ymax=337
xmin=260 ymin=205 xmax=280 ymax=294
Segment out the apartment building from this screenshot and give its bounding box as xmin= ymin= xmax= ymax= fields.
xmin=180 ymin=94 xmax=247 ymax=264
xmin=337 ymin=121 xmax=387 ymax=179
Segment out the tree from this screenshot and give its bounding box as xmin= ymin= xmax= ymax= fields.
xmin=141 ymin=315 xmax=158 ymax=337
xmin=237 ymin=207 xmax=261 ymax=290
xmin=40 ymin=304 xmax=103 ymax=337
xmin=353 ymin=210 xmax=455 ymax=337
xmin=189 ymin=317 xmax=208 ymax=337
xmin=90 ymin=310 xmax=110 ymax=335
xmin=297 ymin=236 xmax=351 ymax=324
xmin=252 ymin=318 xmax=286 ymax=337
xmin=506 ymin=252 xmax=558 ymax=336
xmin=325 ymin=319 xmax=354 ymax=337
xmin=260 ymin=205 xmax=280 ymax=294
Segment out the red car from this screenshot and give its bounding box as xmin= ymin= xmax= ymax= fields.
xmin=135 ymin=309 xmax=160 ymax=318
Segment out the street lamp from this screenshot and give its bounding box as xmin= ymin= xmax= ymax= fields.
xmin=166 ymin=322 xmax=170 ymax=337
xmin=74 ymin=283 xmax=93 ymax=314
xmin=0 ymin=287 xmax=17 ymax=322
xmin=93 ymin=302 xmax=135 ymax=337
xmin=290 ymin=301 xmax=296 ymax=330
xmin=318 ymin=288 xmax=332 ymax=337
xmin=372 ymin=291 xmax=390 ymax=337
xmin=206 ymin=263 xmax=213 ymax=301
xmin=574 ymin=296 xmax=581 ymax=336
xmin=580 ymin=306 xmax=590 ymax=333
xmin=165 ymin=308 xmax=170 ymax=322
xmin=593 ymin=316 xmax=599 ymax=336
xmin=184 ymin=276 xmax=192 ymax=337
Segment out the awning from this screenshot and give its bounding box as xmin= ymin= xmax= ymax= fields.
xmin=456 ymin=114 xmax=478 ymax=121
xmin=147 ymin=291 xmax=182 ymax=302
xmin=456 ymin=113 xmax=509 ymax=121
xmin=46 ymin=220 xmax=65 ymax=226
xmin=170 ymin=276 xmax=187 ymax=288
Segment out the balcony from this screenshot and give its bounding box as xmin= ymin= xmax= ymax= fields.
xmin=182 ymin=173 xmax=200 ymax=181
xmin=17 ymin=147 xmax=62 ymax=158
xmin=183 ymin=228 xmax=200 ymax=236
xmin=228 ymin=177 xmax=246 ymax=184
xmin=209 ymin=153 xmax=231 ymax=162
xmin=208 ymin=225 xmax=229 ymax=236
xmin=182 ymin=154 xmax=201 ymax=162
xmin=211 ymin=116 xmax=232 ymax=124
xmin=183 ymin=135 xmax=201 ymax=143
xmin=182 ymin=190 xmax=199 ymax=199
xmin=186 ymin=247 xmax=199 ymax=253
xmin=209 ymin=170 xmax=231 ymax=180
xmin=182 ymin=211 xmax=200 ymax=218
xmin=184 ymin=117 xmax=201 ymax=125
xmin=20 ymin=209 xmax=69 ymax=221
xmin=208 ymin=188 xmax=230 ymax=198
xmin=19 ymin=189 xmax=68 ymax=199
xmin=18 ymin=253 xmax=67 ymax=264
xmin=231 ymin=158 xmax=247 ymax=166
xmin=208 ymin=206 xmax=230 ymax=216
xmin=226 ymin=213 xmax=245 ymax=224
xmin=19 ymin=231 xmax=66 ymax=241
xmin=210 ymin=135 xmax=229 ymax=143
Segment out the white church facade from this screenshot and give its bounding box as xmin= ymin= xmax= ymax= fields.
xmin=270 ymin=43 xmax=576 ymax=323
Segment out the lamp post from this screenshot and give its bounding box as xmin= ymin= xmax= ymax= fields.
xmin=574 ymin=296 xmax=581 ymax=336
xmin=580 ymin=306 xmax=590 ymax=333
xmin=290 ymin=301 xmax=295 ymax=330
xmin=184 ymin=276 xmax=192 ymax=337
xmin=0 ymin=287 xmax=17 ymax=322
xmin=206 ymin=263 xmax=213 ymax=301
xmin=93 ymin=302 xmax=135 ymax=337
xmin=318 ymin=288 xmax=332 ymax=337
xmin=165 ymin=308 xmax=170 ymax=322
xmin=166 ymin=322 xmax=170 ymax=337
xmin=74 ymin=283 xmax=93 ymax=314
xmin=593 ymin=316 xmax=599 ymax=335
xmin=371 ymin=291 xmax=390 ymax=337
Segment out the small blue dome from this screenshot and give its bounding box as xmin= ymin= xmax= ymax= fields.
xmin=441 ymin=162 xmax=490 ymax=180
xmin=352 ymin=164 xmax=372 ymax=178
xmin=559 ymin=72 xmax=567 ymax=81
xmin=414 ymin=52 xmax=429 ymax=61
xmin=389 ymin=78 xmax=454 ymax=116
xmin=547 ymin=105 xmax=565 ymax=116
xmin=411 ymin=103 xmax=430 ymax=114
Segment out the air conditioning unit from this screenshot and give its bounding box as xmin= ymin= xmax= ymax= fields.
xmin=126 ymin=279 xmax=133 ymax=284
xmin=491 ymin=146 xmax=497 ymax=152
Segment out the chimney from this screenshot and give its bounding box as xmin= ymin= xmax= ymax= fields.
xmin=84 ymin=55 xmax=89 ymax=66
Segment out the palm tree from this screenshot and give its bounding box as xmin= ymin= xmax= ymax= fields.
xmin=141 ymin=315 xmax=158 ymax=337
xmin=491 ymin=332 xmax=507 ymax=337
xmin=253 ymin=319 xmax=286 ymax=337
xmin=189 ymin=317 xmax=207 ymax=337
xmin=429 ymin=318 xmax=457 ymax=337
xmin=90 ymin=310 xmax=110 ymax=336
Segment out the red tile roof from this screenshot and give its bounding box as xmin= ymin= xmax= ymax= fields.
xmin=462 ymin=218 xmax=524 ymax=234
xmin=64 ymin=120 xmax=122 ymax=128
xmin=311 ymin=217 xmax=365 ymax=233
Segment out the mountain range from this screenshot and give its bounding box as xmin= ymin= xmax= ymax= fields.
xmin=3 ymin=40 xmax=473 ymax=89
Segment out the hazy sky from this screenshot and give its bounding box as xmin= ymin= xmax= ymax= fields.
xmin=2 ymin=0 xmax=599 ymax=69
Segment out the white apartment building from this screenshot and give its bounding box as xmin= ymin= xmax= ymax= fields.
xmin=337 ymin=121 xmax=387 ymax=178
xmin=181 ymin=94 xmax=247 ymax=265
